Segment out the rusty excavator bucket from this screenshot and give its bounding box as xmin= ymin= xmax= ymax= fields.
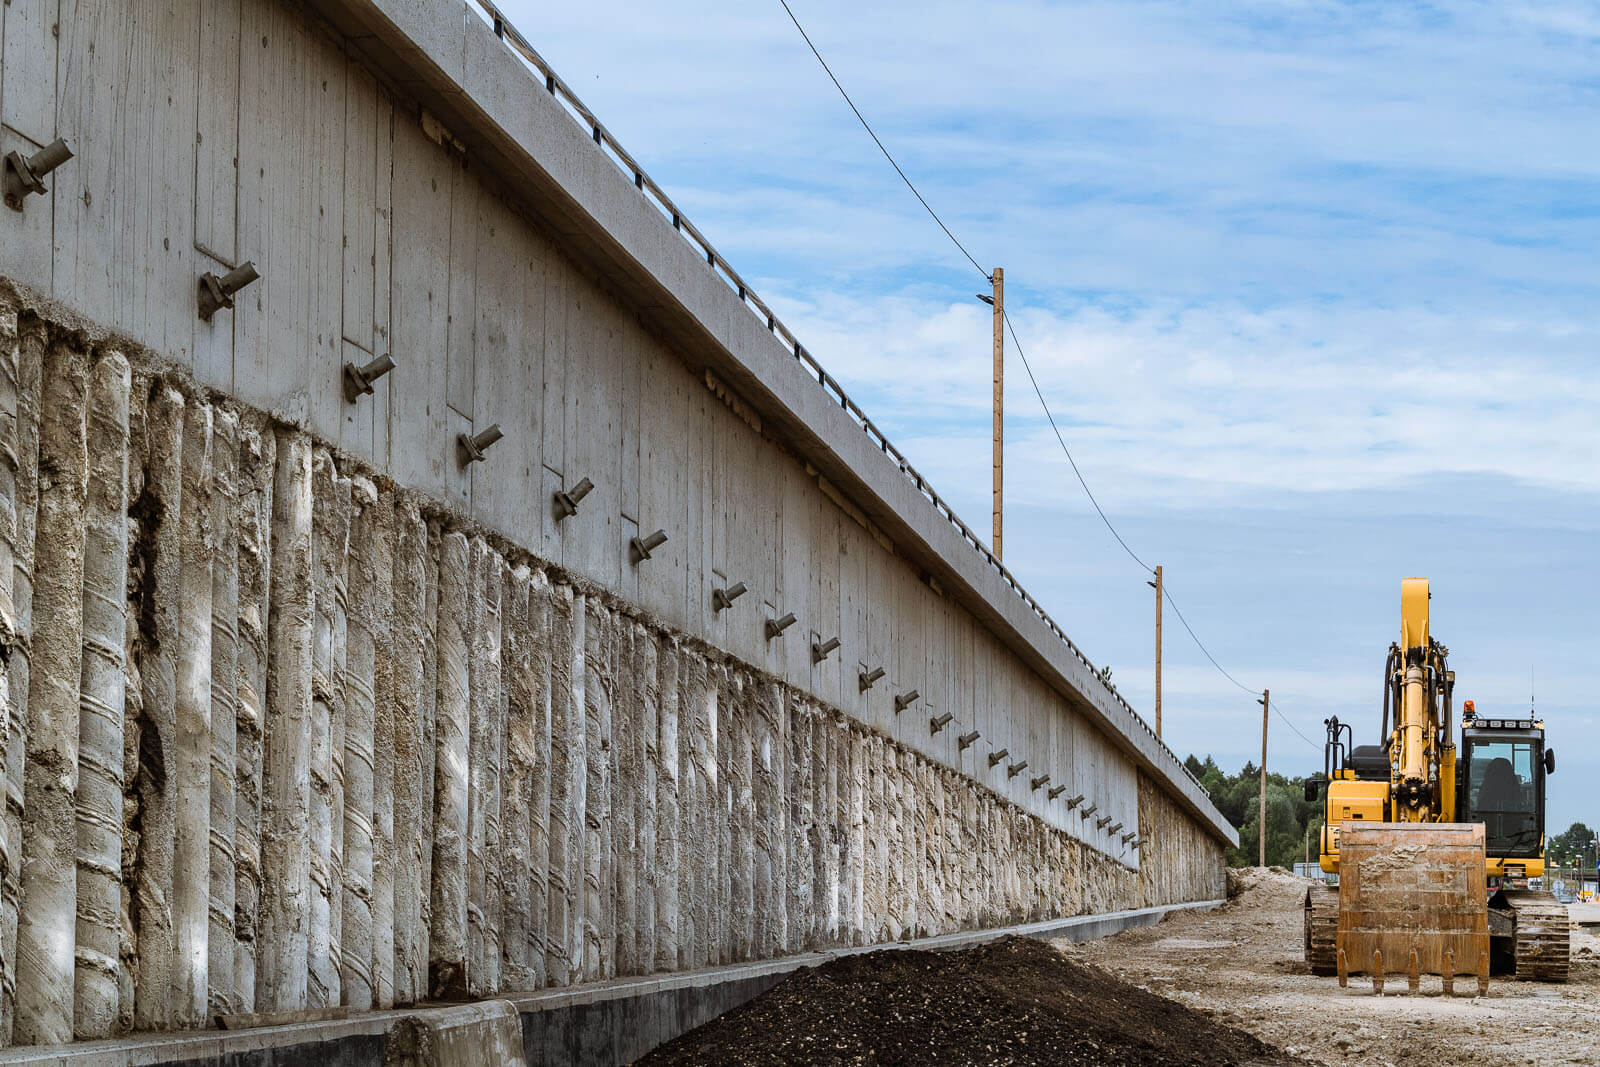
xmin=1335 ymin=823 xmax=1491 ymax=994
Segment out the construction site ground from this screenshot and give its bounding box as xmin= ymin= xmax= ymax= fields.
xmin=1070 ymin=868 xmax=1600 ymax=1067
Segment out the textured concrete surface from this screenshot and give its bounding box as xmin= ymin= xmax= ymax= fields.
xmin=0 ymin=0 xmax=1225 ymax=847
xmin=0 ymin=293 xmax=1225 ymax=1049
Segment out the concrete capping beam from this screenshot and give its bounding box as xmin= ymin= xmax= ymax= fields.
xmin=302 ymin=0 xmax=1234 ymax=848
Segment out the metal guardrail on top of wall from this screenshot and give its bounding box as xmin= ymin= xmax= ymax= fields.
xmin=467 ymin=1 xmax=1207 ymax=797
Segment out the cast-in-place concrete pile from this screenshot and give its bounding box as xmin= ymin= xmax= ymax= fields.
xmin=0 ymin=0 xmax=1234 ymax=1053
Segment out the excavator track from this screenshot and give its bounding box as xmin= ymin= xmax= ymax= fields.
xmin=1304 ymin=883 xmax=1339 ymax=976
xmin=1493 ymin=889 xmax=1570 ymax=982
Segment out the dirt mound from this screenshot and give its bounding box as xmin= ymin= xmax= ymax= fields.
xmin=1225 ymin=867 xmax=1313 ymax=910
xmin=639 ymin=935 xmax=1297 ymax=1066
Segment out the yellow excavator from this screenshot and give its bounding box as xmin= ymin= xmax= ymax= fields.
xmin=1303 ymin=579 xmax=1568 ymax=991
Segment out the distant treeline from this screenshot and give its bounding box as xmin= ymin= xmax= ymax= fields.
xmin=1183 ymin=755 xmax=1324 ymax=870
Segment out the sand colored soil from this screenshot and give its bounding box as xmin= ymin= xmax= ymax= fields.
xmin=1070 ymin=867 xmax=1600 ymax=1067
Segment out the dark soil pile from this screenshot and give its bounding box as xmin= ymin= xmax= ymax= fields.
xmin=639 ymin=935 xmax=1300 ymax=1066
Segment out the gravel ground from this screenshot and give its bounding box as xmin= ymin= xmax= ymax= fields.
xmin=1065 ymin=868 xmax=1600 ymax=1067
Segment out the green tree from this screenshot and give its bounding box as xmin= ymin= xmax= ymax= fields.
xmin=1188 ymin=755 xmax=1324 ymax=869
xmin=1548 ymin=822 xmax=1596 ymax=866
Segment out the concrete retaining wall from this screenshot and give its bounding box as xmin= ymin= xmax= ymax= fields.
xmin=0 ymin=292 xmax=1224 ymax=1048
xmin=0 ymin=0 xmax=1233 ymax=1052
xmin=0 ymin=0 xmax=1173 ymax=850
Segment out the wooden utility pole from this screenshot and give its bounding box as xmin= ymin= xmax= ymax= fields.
xmin=1259 ymin=689 xmax=1270 ymax=868
xmin=1152 ymin=565 xmax=1163 ymax=738
xmin=991 ymin=267 xmax=1004 ymax=558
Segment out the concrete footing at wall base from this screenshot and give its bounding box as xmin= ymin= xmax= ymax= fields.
xmin=516 ymin=897 xmax=1222 ymax=1065
xmin=0 ymin=900 xmax=1220 ymax=1067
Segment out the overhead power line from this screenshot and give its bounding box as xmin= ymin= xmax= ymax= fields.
xmin=774 ymin=0 xmax=1322 ymax=752
xmin=1266 ymin=696 xmax=1322 ymax=751
xmin=1161 ymin=579 xmax=1319 ymax=751
xmin=776 ymin=0 xmax=988 ymax=277
xmin=1000 ymin=308 xmax=1154 ymax=574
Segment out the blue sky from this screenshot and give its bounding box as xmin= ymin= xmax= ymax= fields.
xmin=495 ymin=0 xmax=1600 ymax=831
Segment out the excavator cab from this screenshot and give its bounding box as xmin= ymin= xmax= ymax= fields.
xmin=1459 ymin=716 xmax=1551 ymax=870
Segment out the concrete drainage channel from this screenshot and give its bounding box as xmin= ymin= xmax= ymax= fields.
xmin=0 ymin=901 xmax=1218 ymax=1066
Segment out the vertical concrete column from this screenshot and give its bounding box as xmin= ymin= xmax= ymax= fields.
xmin=0 ymin=311 xmax=42 ymax=1044
xmin=979 ymin=796 xmax=992 ymax=927
xmin=770 ymin=688 xmax=789 ymax=955
xmin=369 ymin=487 xmax=396 ymax=1009
xmin=652 ymin=637 xmax=680 ymax=974
xmin=1005 ymin=808 xmax=1021 ymax=920
xmin=819 ymin=706 xmax=839 ymax=947
xmin=788 ymin=700 xmax=813 ymax=953
xmin=600 ymin=607 xmax=619 ymax=981
xmin=499 ymin=564 xmax=534 ymax=989
xmin=580 ymin=594 xmax=611 ymax=982
xmin=466 ymin=538 xmax=502 ymax=997
xmin=751 ymin=681 xmax=779 ymax=958
xmin=968 ymin=795 xmax=983 ymax=927
xmin=389 ymin=499 xmax=429 ymax=1004
xmin=420 ymin=521 xmax=441 ymax=979
xmin=341 ymin=479 xmax=380 ymax=1011
xmin=902 ymin=750 xmax=919 ymax=937
xmin=260 ymin=429 xmax=313 ymax=1013
xmin=820 ymin=714 xmax=840 ymax=947
xmin=207 ymin=410 xmax=241 ymax=1017
xmin=114 ymin=378 xmax=144 ymax=1031
xmin=0 ymin=305 xmax=20 ymax=1044
xmin=842 ymin=724 xmax=861 ymax=948
xmin=14 ymin=337 xmax=90 ymax=1046
xmin=886 ymin=739 xmax=904 ymax=941
xmin=683 ymin=654 xmax=712 ymax=970
xmin=526 ymin=572 xmax=552 ymax=989
xmin=869 ymin=735 xmax=890 ymax=942
xmin=812 ymin=713 xmax=838 ymax=947
xmin=428 ymin=530 xmax=470 ymax=1000
xmin=71 ymin=350 xmax=130 ymax=1037
xmin=232 ymin=419 xmax=275 ymax=1013
xmin=727 ymin=671 xmax=752 ymax=962
xmin=849 ymin=727 xmax=868 ymax=946
xmin=329 ymin=491 xmax=353 ymax=1007
xmin=308 ymin=452 xmax=351 ymax=1009
xmin=878 ymin=742 xmax=897 ymax=941
xmin=677 ymin=652 xmax=703 ymax=970
xmin=712 ymin=662 xmax=732 ymax=968
xmin=543 ymin=584 xmax=577 ymax=987
xmin=929 ymin=762 xmax=947 ymax=934
xmin=611 ymin=619 xmax=637 ymax=979
xmin=983 ymin=797 xmax=999 ymax=927
xmin=172 ymin=399 xmax=216 ymax=1028
xmin=899 ymin=749 xmax=917 ymax=938
xmin=132 ymin=384 xmax=184 ymax=1030
xmin=631 ymin=622 xmax=657 ymax=975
